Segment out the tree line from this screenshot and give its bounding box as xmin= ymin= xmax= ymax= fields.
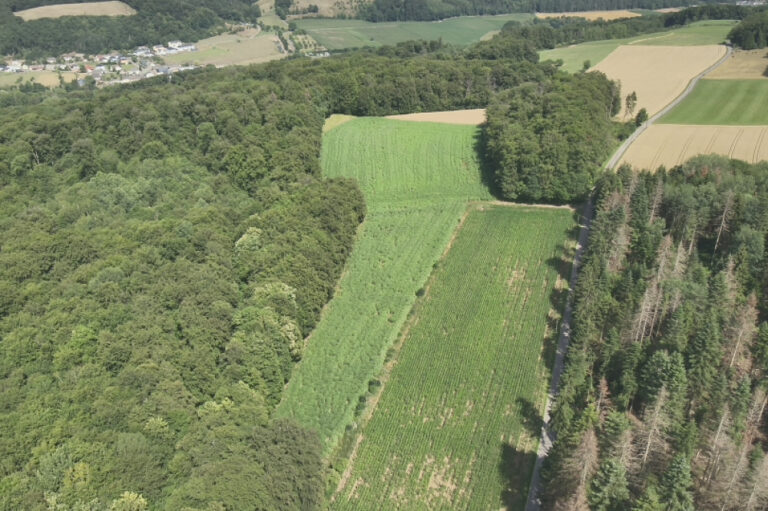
xmin=358 ymin=0 xmax=731 ymax=23
xmin=728 ymin=9 xmax=768 ymax=49
xmin=542 ymin=157 xmax=768 ymax=510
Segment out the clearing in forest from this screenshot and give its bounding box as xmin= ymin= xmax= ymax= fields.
xmin=536 ymin=10 xmax=640 ymax=21
xmin=540 ymin=20 xmax=734 ymax=73
xmin=659 ymin=79 xmax=768 ymax=125
xmin=332 ymin=205 xmax=576 ymax=510
xmin=294 ymin=14 xmax=532 ymax=50
xmin=619 ymin=124 xmax=768 ymax=169
xmin=276 ymin=118 xmax=493 ymax=451
xmin=14 ymin=1 xmax=136 ymax=20
xmin=707 ymin=49 xmax=768 ymax=79
xmin=592 ymin=44 xmax=726 ymax=118
xmin=385 ymin=109 xmax=486 ymax=125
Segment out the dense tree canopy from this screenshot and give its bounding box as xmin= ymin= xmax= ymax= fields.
xmin=543 ymin=157 xmax=768 ymax=510
xmin=729 ymin=9 xmax=768 ymax=49
xmin=485 ymin=70 xmax=620 ymax=202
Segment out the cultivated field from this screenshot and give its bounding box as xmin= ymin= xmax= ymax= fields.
xmin=619 ymin=124 xmax=768 ymax=169
xmin=332 ymin=205 xmax=575 ymax=510
xmin=536 ymin=9 xmax=639 ymax=21
xmin=14 ymin=1 xmax=135 ymax=20
xmin=276 ymin=119 xmax=493 ymax=451
xmin=163 ymin=28 xmax=284 ymax=67
xmin=385 ymin=109 xmax=486 ymax=125
xmin=592 ymin=44 xmax=726 ymax=117
xmin=294 ymin=14 xmax=532 ymax=50
xmin=0 ymin=71 xmax=79 ymax=88
xmin=659 ymin=79 xmax=768 ymax=124
xmin=540 ymin=21 xmax=735 ymax=73
xmin=708 ymin=49 xmax=768 ymax=79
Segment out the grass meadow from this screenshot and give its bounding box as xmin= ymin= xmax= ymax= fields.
xmin=332 ymin=205 xmax=576 ymax=510
xmin=660 ymin=79 xmax=768 ymax=125
xmin=540 ymin=20 xmax=735 ymax=73
xmin=275 ymin=119 xmax=492 ymax=451
xmin=294 ymin=14 xmax=532 ymax=50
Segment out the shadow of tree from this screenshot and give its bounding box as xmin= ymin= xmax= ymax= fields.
xmin=499 ymin=442 xmax=537 ymax=510
xmin=473 ymin=126 xmax=503 ymax=200
xmin=516 ymin=397 xmax=545 ymax=439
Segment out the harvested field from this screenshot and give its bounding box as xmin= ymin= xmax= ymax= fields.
xmin=592 ymin=45 xmax=726 ymax=118
xmin=0 ymin=71 xmax=80 ymax=88
xmin=619 ymin=124 xmax=768 ymax=169
xmin=386 ymin=109 xmax=486 ymax=126
xmin=163 ymin=28 xmax=284 ymax=67
xmin=14 ymin=1 xmax=135 ymax=20
xmin=707 ymin=49 xmax=768 ymax=79
xmin=536 ymin=10 xmax=640 ymax=21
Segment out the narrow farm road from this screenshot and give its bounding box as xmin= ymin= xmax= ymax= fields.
xmin=524 ymin=197 xmax=593 ymax=511
xmin=605 ymin=43 xmax=733 ymax=170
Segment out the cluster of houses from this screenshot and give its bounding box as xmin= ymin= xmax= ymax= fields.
xmin=0 ymin=40 xmax=199 ymax=87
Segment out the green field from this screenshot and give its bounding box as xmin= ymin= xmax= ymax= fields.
xmin=295 ymin=14 xmax=532 ymax=50
xmin=540 ymin=20 xmax=736 ymax=73
xmin=275 ymin=118 xmax=492 ymax=451
xmin=332 ymin=205 xmax=575 ymax=510
xmin=659 ymin=79 xmax=768 ymax=125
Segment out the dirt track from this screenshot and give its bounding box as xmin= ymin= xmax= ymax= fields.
xmin=385 ymin=109 xmax=486 ymax=125
xmin=593 ymin=45 xmax=727 ymax=118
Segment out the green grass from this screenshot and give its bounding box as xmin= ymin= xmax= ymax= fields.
xmin=275 ymin=118 xmax=492 ymax=451
xmin=660 ymin=79 xmax=768 ymax=125
xmin=294 ymin=14 xmax=532 ymax=50
xmin=540 ymin=20 xmax=736 ymax=73
xmin=332 ymin=205 xmax=576 ymax=510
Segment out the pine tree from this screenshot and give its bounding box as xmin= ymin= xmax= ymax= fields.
xmin=660 ymin=455 xmax=695 ymax=511
xmin=588 ymin=458 xmax=630 ymax=511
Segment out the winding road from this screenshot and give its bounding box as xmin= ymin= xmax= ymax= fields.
xmin=524 ymin=42 xmax=734 ymax=511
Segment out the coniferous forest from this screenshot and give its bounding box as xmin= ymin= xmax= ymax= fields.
xmin=543 ymin=158 xmax=768 ymax=510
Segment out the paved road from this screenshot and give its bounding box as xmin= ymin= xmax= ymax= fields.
xmin=605 ymin=44 xmax=733 ymax=170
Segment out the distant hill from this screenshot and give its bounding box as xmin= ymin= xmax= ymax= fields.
xmin=0 ymin=0 xmax=261 ymax=57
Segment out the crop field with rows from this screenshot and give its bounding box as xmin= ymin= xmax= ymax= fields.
xmin=276 ymin=118 xmax=492 ymax=451
xmin=332 ymin=205 xmax=576 ymax=510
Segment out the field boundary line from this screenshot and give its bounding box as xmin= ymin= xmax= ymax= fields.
xmin=525 ymin=197 xmax=594 ymax=511
xmin=327 ymin=203 xmax=476 ymax=501
xmin=605 ymin=43 xmax=732 ymax=170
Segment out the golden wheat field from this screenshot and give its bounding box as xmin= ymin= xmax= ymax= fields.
xmin=385 ymin=109 xmax=487 ymax=125
xmin=592 ymin=45 xmax=726 ymax=118
xmin=620 ymin=124 xmax=768 ymax=169
xmin=14 ymin=1 xmax=136 ymax=20
xmin=707 ymin=49 xmax=768 ymax=80
xmin=536 ymin=10 xmax=640 ymax=21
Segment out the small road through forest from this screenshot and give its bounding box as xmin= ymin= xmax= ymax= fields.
xmin=524 ymin=42 xmax=733 ymax=511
